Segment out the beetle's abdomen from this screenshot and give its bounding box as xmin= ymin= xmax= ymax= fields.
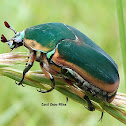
xmin=71 ymin=70 xmax=117 ymax=103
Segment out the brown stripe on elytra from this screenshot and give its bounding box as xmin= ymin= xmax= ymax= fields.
xmin=24 ymin=38 xmax=50 ymax=52
xmin=52 ymin=48 xmax=119 ymax=93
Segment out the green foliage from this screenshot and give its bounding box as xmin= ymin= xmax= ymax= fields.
xmin=0 ymin=0 xmax=126 ymax=126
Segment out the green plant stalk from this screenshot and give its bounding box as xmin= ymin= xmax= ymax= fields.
xmin=0 ymin=52 xmax=126 ymax=124
xmin=0 ymin=67 xmax=102 ymax=111
xmin=116 ymin=0 xmax=126 ymax=84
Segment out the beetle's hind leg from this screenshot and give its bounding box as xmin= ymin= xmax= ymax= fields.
xmin=37 ymin=62 xmax=55 ymax=93
xmin=15 ymin=51 xmax=36 ymax=86
xmin=61 ymin=67 xmax=95 ymax=111
xmin=64 ymin=78 xmax=95 ymax=111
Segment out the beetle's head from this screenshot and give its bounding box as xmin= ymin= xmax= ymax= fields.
xmin=1 ymin=21 xmax=25 ymax=50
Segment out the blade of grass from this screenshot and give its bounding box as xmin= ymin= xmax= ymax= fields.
xmin=0 ymin=101 xmax=23 ymax=126
xmin=116 ymin=0 xmax=126 ymax=85
xmin=0 ymin=67 xmax=102 ymax=111
xmin=0 ymin=52 xmax=126 ymax=124
xmin=0 ymin=67 xmax=126 ymax=124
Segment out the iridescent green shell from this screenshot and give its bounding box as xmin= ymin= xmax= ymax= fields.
xmin=24 ymin=23 xmax=119 ymax=92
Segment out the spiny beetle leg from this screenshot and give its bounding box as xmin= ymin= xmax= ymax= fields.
xmin=37 ymin=62 xmax=55 ymax=93
xmin=16 ymin=51 xmax=36 ymax=86
xmin=84 ymin=95 xmax=95 ymax=111
xmin=61 ymin=67 xmax=95 ymax=111
xmin=15 ymin=63 xmax=33 ymax=86
xmin=37 ymin=77 xmax=55 ymax=93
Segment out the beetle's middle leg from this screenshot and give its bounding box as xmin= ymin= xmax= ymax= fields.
xmin=83 ymin=95 xmax=95 ymax=111
xmin=37 ymin=62 xmax=55 ymax=93
xmin=15 ymin=51 xmax=36 ymax=86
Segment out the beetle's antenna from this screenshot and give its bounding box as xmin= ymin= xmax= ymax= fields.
xmin=1 ymin=34 xmax=14 ymax=43
xmin=4 ymin=21 xmax=17 ymax=34
xmin=1 ymin=34 xmax=8 ymax=42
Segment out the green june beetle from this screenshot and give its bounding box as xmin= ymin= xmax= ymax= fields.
xmin=1 ymin=21 xmax=119 ymax=111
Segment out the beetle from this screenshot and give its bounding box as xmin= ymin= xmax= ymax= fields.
xmin=1 ymin=21 xmax=119 ymax=111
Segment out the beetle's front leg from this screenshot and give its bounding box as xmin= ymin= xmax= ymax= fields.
xmin=25 ymin=51 xmax=30 ymax=66
xmin=37 ymin=62 xmax=55 ymax=93
xmin=16 ymin=51 xmax=36 ymax=86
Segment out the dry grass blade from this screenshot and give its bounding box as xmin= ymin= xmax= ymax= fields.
xmin=0 ymin=52 xmax=126 ymax=124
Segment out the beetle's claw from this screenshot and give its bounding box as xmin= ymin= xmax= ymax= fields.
xmin=66 ymin=97 xmax=69 ymax=102
xmin=89 ymin=106 xmax=95 ymax=111
xmin=84 ymin=105 xmax=95 ymax=111
xmin=15 ymin=80 xmax=25 ymax=87
xmin=37 ymin=89 xmax=46 ymax=93
xmin=98 ymin=112 xmax=104 ymax=122
xmin=37 ymin=87 xmax=54 ymax=93
xmin=37 ymin=88 xmax=48 ymax=93
xmin=37 ymin=88 xmax=41 ymax=92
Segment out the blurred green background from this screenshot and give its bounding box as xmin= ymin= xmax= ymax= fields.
xmin=0 ymin=0 xmax=125 ymax=126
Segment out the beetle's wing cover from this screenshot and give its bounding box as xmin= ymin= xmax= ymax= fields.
xmin=67 ymin=25 xmax=118 ymax=70
xmin=52 ymin=25 xmax=119 ymax=92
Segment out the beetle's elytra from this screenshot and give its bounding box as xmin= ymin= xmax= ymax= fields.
xmin=1 ymin=21 xmax=119 ymax=111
